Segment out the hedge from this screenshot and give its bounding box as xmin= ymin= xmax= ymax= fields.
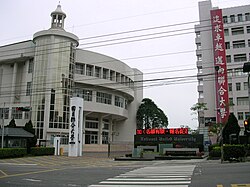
xmin=223 ymin=145 xmax=247 ymax=161
xmin=209 ymin=146 xmax=221 ymax=158
xmin=0 ymin=148 xmax=27 ymax=159
xmin=30 ymin=147 xmax=55 ymax=156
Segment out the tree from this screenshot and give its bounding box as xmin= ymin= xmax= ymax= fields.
xmin=7 ymin=118 xmax=16 ymax=128
xmin=222 ymin=113 xmax=240 ymax=144
xmin=190 ymin=102 xmax=208 ymax=125
xmin=23 ymin=120 xmax=37 ymax=153
xmin=136 ymin=98 xmax=168 ymax=129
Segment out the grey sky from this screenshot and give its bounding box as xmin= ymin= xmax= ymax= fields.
xmin=0 ymin=0 xmax=249 ymax=129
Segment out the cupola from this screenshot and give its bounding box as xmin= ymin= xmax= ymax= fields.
xmin=50 ymin=4 xmax=66 ymax=29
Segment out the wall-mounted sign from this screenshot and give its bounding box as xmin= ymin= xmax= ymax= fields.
xmin=210 ymin=9 xmax=229 ymax=124
xmin=136 ymin=128 xmax=188 ymax=135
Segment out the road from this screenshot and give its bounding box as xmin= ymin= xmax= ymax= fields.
xmin=0 ymin=154 xmax=249 ymax=187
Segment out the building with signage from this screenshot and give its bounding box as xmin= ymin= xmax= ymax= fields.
xmin=0 ymin=5 xmax=143 ymax=150
xmin=195 ymin=1 xmax=250 ymax=140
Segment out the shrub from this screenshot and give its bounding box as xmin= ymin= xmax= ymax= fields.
xmin=209 ymin=146 xmax=221 ymax=158
xmin=223 ymin=145 xmax=247 ymax=161
xmin=208 ymin=144 xmax=220 ymax=152
xmin=30 ymin=147 xmax=55 ymax=156
xmin=0 ymin=148 xmax=27 ymax=159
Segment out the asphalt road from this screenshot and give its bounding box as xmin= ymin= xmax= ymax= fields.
xmin=0 ymin=155 xmax=249 ymax=187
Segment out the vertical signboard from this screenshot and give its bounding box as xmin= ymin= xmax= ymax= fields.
xmin=68 ymin=97 xmax=83 ymax=157
xmin=210 ymin=9 xmax=229 ymax=124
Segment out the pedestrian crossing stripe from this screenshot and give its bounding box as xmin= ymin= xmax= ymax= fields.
xmin=89 ymin=164 xmax=195 ymax=187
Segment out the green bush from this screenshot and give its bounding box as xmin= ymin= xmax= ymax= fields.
xmin=223 ymin=145 xmax=247 ymax=161
xmin=208 ymin=144 xmax=220 ymax=152
xmin=209 ymin=146 xmax=221 ymax=158
xmin=30 ymin=147 xmax=55 ymax=156
xmin=0 ymin=148 xmax=27 ymax=159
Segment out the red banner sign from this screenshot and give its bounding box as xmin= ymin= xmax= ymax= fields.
xmin=136 ymin=128 xmax=188 ymax=135
xmin=210 ymin=9 xmax=229 ymax=124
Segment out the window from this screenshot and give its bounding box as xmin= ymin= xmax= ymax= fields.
xmin=225 ymin=42 xmax=230 ymax=49
xmin=103 ymin=68 xmax=109 ymax=79
xmin=115 ymin=96 xmax=124 ymax=108
xmin=85 ymin=121 xmax=98 ymax=129
xmin=247 ymin=26 xmax=250 ymax=34
xmin=24 ymin=111 xmax=30 ymax=119
xmin=232 ymin=40 xmax=245 ymax=48
xmin=86 ymin=65 xmax=93 ymax=76
xmin=197 ymin=43 xmax=201 ymax=50
xmin=244 ymin=82 xmax=248 ymax=90
xmin=26 ymin=82 xmax=32 ymax=96
xmin=28 ymin=59 xmax=34 ymax=73
xmin=83 ymin=90 xmax=92 ymax=101
xmin=234 ymin=68 xmax=244 ymax=77
xmin=224 ymin=29 xmax=229 ymax=36
xmin=234 ymin=54 xmax=247 ymax=62
xmin=237 ymin=14 xmax=243 ymax=22
xmin=95 ymin=66 xmax=101 ymax=78
xmin=227 ymin=69 xmax=233 ymax=77
xmin=12 ymin=107 xmax=22 ymax=119
xmin=228 ymin=83 xmax=232 ymax=91
xmin=196 ymin=31 xmax=201 ymax=38
xmin=238 ymin=112 xmax=244 ymax=120
xmin=245 ymin=13 xmax=250 ymax=21
xmin=197 ymin=54 xmax=202 ymax=61
xmin=96 ymin=92 xmax=112 ymax=105
xmin=229 ymin=98 xmax=234 ymax=106
xmin=116 ymin=72 xmax=120 ymax=82
xmin=231 ymin=27 xmax=244 ymax=35
xmin=236 ymin=82 xmax=241 ymax=91
xmin=226 ymin=55 xmax=231 ymax=63
xmin=85 ymin=131 xmax=98 ymax=144
xmin=230 ymin=15 xmax=235 ymax=23
xmin=110 ymin=70 xmax=115 ymax=81
xmin=237 ymin=97 xmax=248 ymax=105
xmin=75 ymin=63 xmax=84 ymax=75
xmin=248 ymin=39 xmax=250 ymax=47
xmin=245 ymin=112 xmax=250 ymax=119
xmin=0 ymin=108 xmax=9 ymax=119
xmin=223 ymin=16 xmax=228 ymax=23
xmin=102 ymin=131 xmax=109 ymax=144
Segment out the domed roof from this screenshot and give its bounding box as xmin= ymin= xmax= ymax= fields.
xmin=51 ymin=4 xmax=66 ymax=18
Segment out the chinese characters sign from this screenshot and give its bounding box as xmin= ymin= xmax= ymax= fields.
xmin=210 ymin=9 xmax=229 ymax=123
xmin=136 ymin=128 xmax=188 ymax=135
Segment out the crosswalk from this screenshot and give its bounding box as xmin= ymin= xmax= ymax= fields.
xmin=89 ymin=164 xmax=196 ymax=187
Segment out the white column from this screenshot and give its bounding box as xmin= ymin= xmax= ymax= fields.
xmin=68 ymin=97 xmax=83 ymax=157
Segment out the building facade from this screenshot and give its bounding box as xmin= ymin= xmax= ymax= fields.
xmin=195 ymin=1 xmax=250 ymax=139
xmin=0 ymin=5 xmax=143 ymax=149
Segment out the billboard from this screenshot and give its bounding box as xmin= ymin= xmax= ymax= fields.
xmin=210 ymin=9 xmax=229 ymax=124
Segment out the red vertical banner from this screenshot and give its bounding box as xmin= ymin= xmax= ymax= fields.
xmin=210 ymin=9 xmax=229 ymax=124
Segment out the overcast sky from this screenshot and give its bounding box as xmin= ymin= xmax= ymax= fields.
xmin=0 ymin=0 xmax=249 ymax=129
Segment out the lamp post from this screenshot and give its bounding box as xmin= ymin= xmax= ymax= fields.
xmin=1 ymin=118 xmax=4 ymax=149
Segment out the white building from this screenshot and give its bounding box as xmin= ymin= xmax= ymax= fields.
xmin=0 ymin=5 xmax=143 ymax=149
xmin=195 ymin=1 xmax=250 ymax=138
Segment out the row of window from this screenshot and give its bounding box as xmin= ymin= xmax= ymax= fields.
xmin=0 ymin=107 xmax=30 ymax=119
xmin=229 ymin=97 xmax=248 ymax=106
xmin=197 ymin=53 xmax=249 ymax=64
xmin=228 ymin=82 xmax=248 ymax=91
xmin=223 ymin=13 xmax=250 ymax=24
xmin=225 ymin=39 xmax=250 ymax=50
xmin=237 ymin=112 xmax=250 ymax=121
xmin=73 ymin=89 xmax=128 ymax=109
xmin=195 ymin=25 xmax=250 ymax=39
xmin=75 ymin=62 xmax=134 ymax=88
